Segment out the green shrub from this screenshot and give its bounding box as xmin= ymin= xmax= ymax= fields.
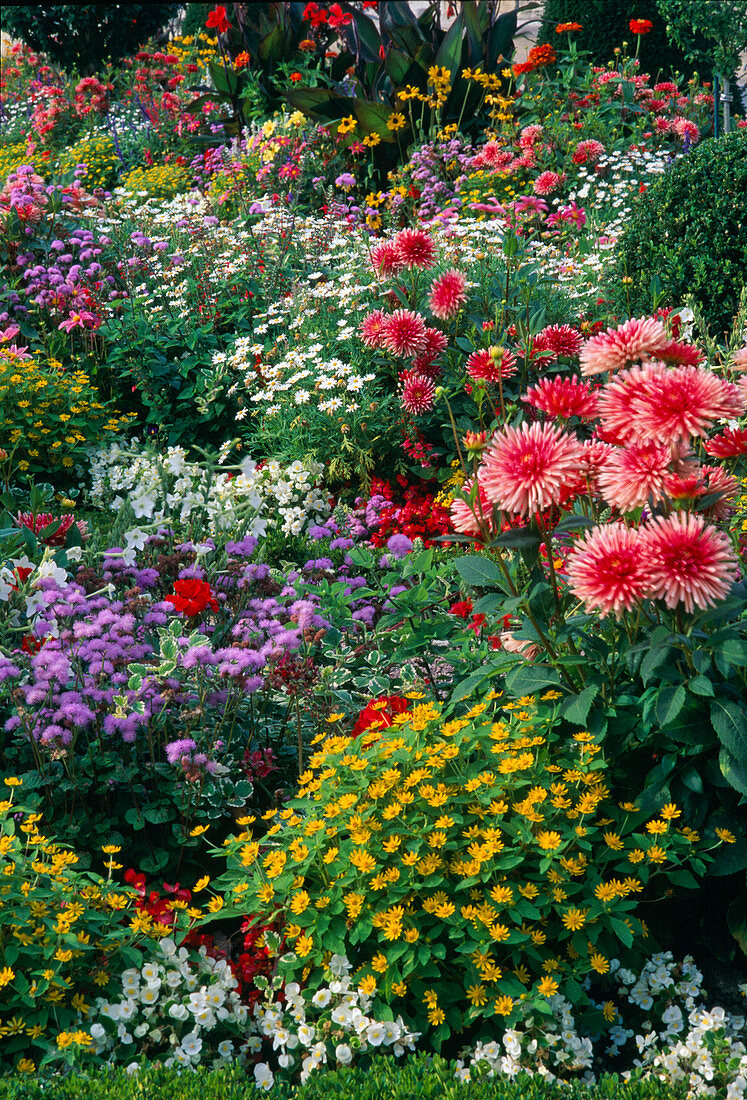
xmin=0 ymin=1059 xmax=689 ymax=1097
xmin=606 ymin=130 xmax=747 ymax=335
xmin=539 ymin=0 xmax=701 ymax=80
xmin=0 ymin=5 xmax=180 ymax=73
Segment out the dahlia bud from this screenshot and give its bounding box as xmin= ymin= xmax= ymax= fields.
xmin=462 ymin=430 xmax=487 ymax=457
xmin=0 ymin=448 xmax=7 ymax=461
xmin=434 ymin=385 xmax=445 ymax=397
xmin=489 ymin=345 xmax=506 ymax=364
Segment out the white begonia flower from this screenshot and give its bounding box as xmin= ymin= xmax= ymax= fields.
xmin=254 ymin=1063 xmax=274 ymax=1090
xmin=140 ymin=986 xmax=159 ymax=1005
xmin=297 ymin=1023 xmax=316 ymax=1047
xmin=335 ymin=1044 xmax=353 ymax=1064
xmin=159 ymin=938 xmax=177 ymax=957
xmin=168 ymin=1003 xmax=190 ymax=1021
xmin=312 ymin=989 xmax=332 ymax=1009
xmin=366 ymin=1022 xmax=387 ymax=1047
xmin=181 ymin=1032 xmax=203 ymax=1058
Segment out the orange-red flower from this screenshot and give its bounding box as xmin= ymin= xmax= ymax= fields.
xmin=629 ymin=19 xmax=653 ymax=34
xmin=555 ymin=22 xmax=582 ymax=33
xmin=352 ymin=696 xmax=410 ymax=736
xmin=206 ymin=6 xmax=232 ymax=34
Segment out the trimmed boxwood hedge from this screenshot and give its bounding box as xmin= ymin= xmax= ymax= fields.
xmin=0 ymin=1058 xmax=688 ymax=1099
xmin=606 ymin=130 xmax=747 ymax=336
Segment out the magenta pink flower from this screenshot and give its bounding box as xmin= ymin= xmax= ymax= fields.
xmin=466 ymin=347 xmax=517 ymax=384
xmin=58 ymin=310 xmax=97 ymax=333
xmin=704 ymin=427 xmax=747 ymax=458
xmin=597 ymin=441 xmax=671 ymax=511
xmin=600 ymin=363 xmax=745 ymax=446
xmin=394 ymin=228 xmax=436 ymax=269
xmin=673 ymin=117 xmax=699 ymax=143
xmin=523 ymin=376 xmax=598 ymax=419
xmin=532 ymin=324 xmax=584 ymax=363
xmin=571 ymin=139 xmax=605 ymax=165
xmin=533 ymin=170 xmax=566 ymax=196
xmin=566 ymin=522 xmax=651 ymax=617
xmin=380 ymin=309 xmax=427 ymax=358
xmin=429 ymin=269 xmax=467 ymax=320
xmin=641 ymin=512 xmax=736 ymax=613
xmin=411 ymin=326 xmax=448 ymax=376
xmin=664 ymin=464 xmax=739 ymax=521
xmin=359 ymin=309 xmax=387 ymax=348
xmin=400 ymin=370 xmax=435 ymax=415
xmin=479 ymin=421 xmax=583 ymax=516
xmin=370 ymin=240 xmax=403 ymax=277
xmin=580 ymin=316 xmax=669 ymax=376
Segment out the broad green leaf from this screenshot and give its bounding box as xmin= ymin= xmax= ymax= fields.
xmin=711 ymin=698 xmax=747 ymax=762
xmin=655 ymin=684 xmax=687 ymax=728
xmin=559 ymin=684 xmax=600 ymax=726
xmin=454 ymin=554 xmax=506 ymax=588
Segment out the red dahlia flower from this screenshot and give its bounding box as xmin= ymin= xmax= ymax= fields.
xmin=629 ymin=19 xmax=653 ymax=34
xmin=165 ymin=579 xmax=218 ymax=616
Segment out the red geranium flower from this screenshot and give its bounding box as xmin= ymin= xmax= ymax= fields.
xmin=352 ymin=696 xmax=410 ymax=736
xmin=206 ymin=6 xmax=232 ymax=34
xmin=165 ymin=578 xmax=218 ymax=616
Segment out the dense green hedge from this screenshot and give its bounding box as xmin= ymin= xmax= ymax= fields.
xmin=606 ymin=130 xmax=747 ymax=335
xmin=0 ymin=1059 xmax=687 ymax=1099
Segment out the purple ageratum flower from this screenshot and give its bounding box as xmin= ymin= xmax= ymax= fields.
xmin=165 ymin=737 xmax=197 ymax=765
xmin=335 ymin=173 xmax=356 ymax=190
xmin=330 ymin=537 xmax=354 ymax=550
xmin=226 ymin=535 xmax=258 ymax=558
xmin=386 ymin=534 xmax=413 ymax=559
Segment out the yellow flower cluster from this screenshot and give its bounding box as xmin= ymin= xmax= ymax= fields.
xmin=0 ymin=141 xmax=37 ymax=186
xmin=0 ymin=784 xmax=161 ymax=1069
xmin=0 ymin=348 xmax=132 ymax=477
xmin=218 ymin=692 xmax=719 ymax=1044
xmin=121 ymin=163 xmax=189 ymax=199
xmin=57 ymin=134 xmax=120 ymax=191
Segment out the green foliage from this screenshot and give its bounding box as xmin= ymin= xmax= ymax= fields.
xmin=657 ymin=0 xmax=747 ymax=77
xmin=538 ymin=0 xmax=700 ymax=80
xmin=214 ymin=690 xmax=714 ymax=1048
xmin=607 ymin=131 xmax=747 ymax=336
xmin=0 ymin=5 xmax=180 ymax=73
xmin=0 ymin=1058 xmax=689 ymax=1098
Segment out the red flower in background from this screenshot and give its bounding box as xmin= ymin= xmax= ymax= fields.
xmin=629 ymin=19 xmax=653 ymax=34
xmin=352 ymin=696 xmax=410 ymax=736
xmin=165 ymin=578 xmax=218 ymax=616
xmin=206 ymin=6 xmax=232 ymax=33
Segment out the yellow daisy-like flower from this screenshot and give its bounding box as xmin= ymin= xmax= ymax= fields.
xmin=494 ymin=994 xmax=514 ymax=1015
xmin=467 ymin=983 xmax=488 ymax=1007
xmin=537 ymin=830 xmax=562 ymax=851
xmin=561 ymin=907 xmax=587 ymax=931
xmin=590 ymin=953 xmax=610 ymax=974
xmin=537 ymin=976 xmax=559 ymax=997
xmin=716 ymin=828 xmax=736 ymax=843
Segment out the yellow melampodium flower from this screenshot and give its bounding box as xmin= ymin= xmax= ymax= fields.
xmin=537 ymin=976 xmax=559 ymax=997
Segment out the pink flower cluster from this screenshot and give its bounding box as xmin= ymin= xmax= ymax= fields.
xmin=451 ymin=315 xmax=746 ymax=619
xmin=362 ymin=230 xmax=468 ymax=416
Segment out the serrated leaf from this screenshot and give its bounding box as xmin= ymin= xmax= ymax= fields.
xmin=655 ymin=684 xmax=687 ymax=728
xmin=504 ymin=664 xmax=562 ymax=696
xmin=454 ymin=554 xmax=506 ymax=588
xmin=711 ymin=698 xmax=747 ymax=762
xmin=559 ymin=684 xmax=599 ymax=726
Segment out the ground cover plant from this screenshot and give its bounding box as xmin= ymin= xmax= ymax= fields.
xmin=1 ymin=1 xmax=746 ymax=1095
